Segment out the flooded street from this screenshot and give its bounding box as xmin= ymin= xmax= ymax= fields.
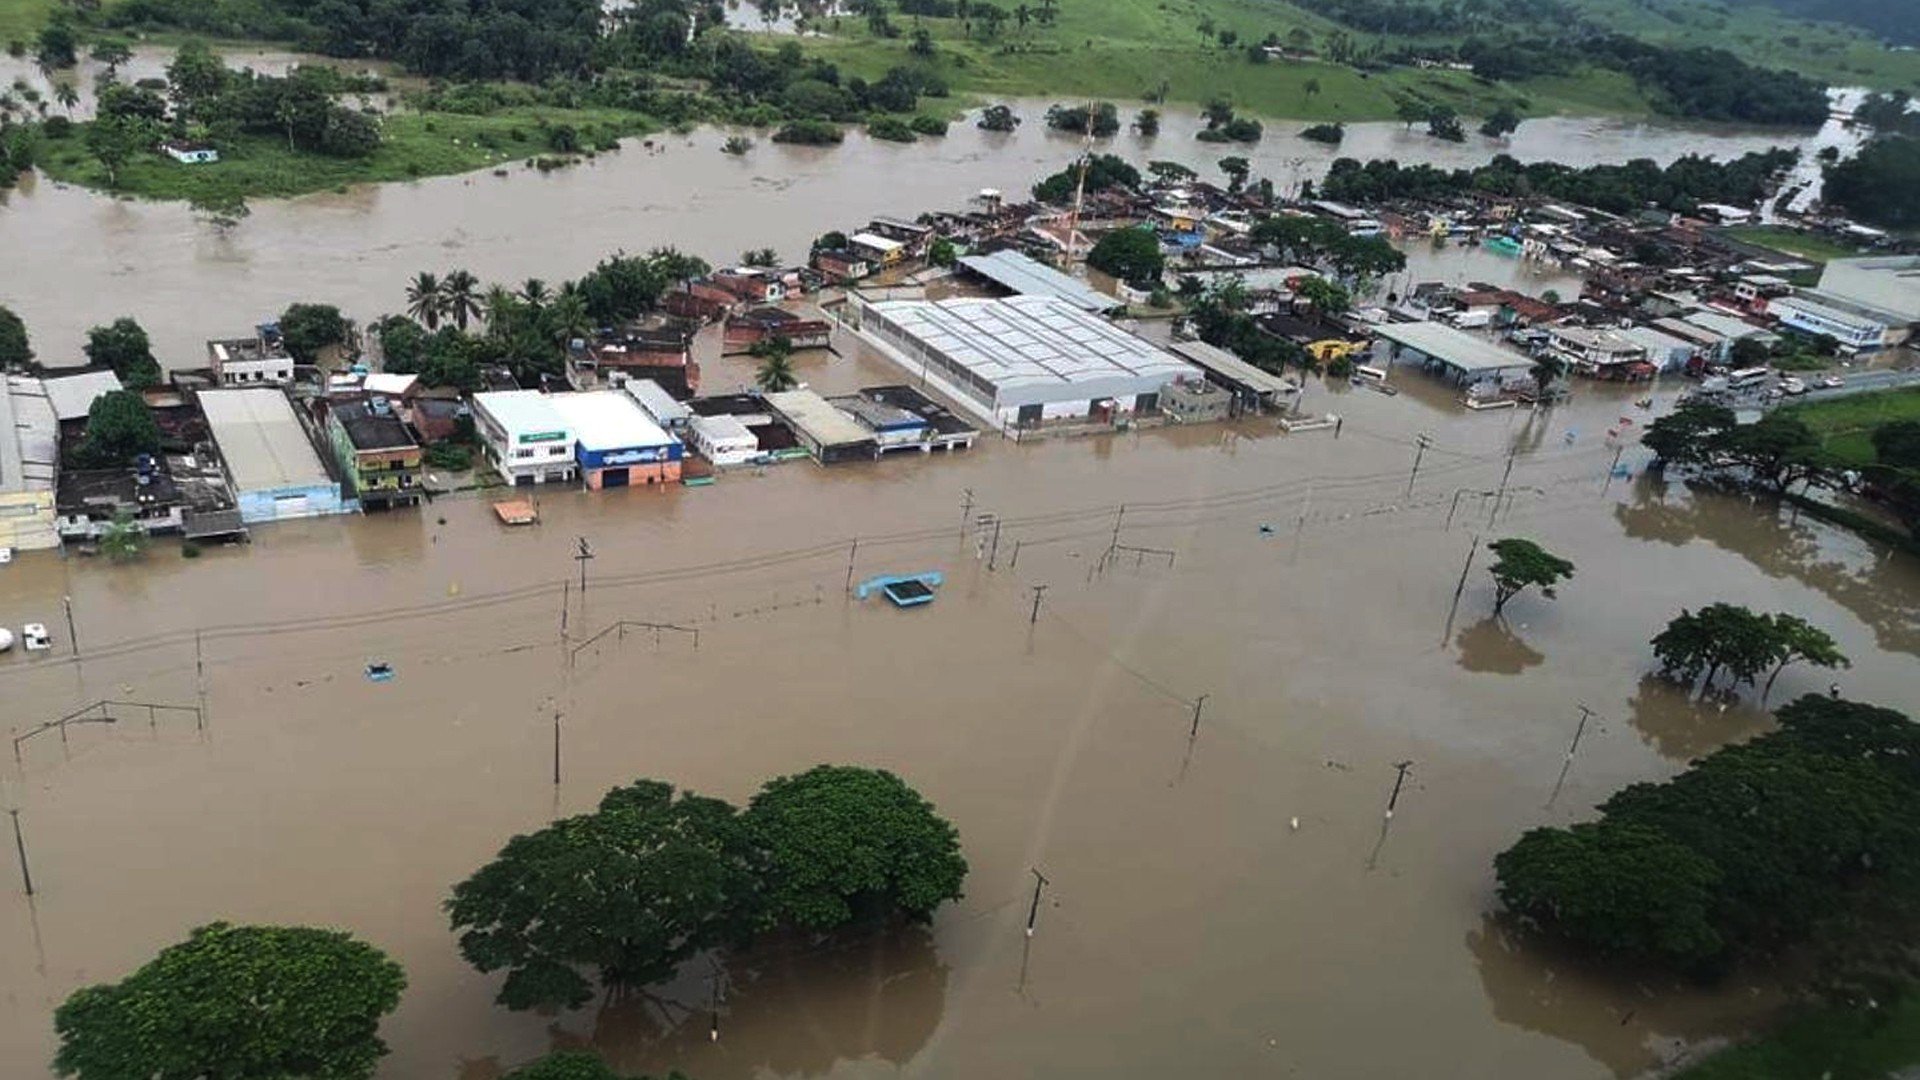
xmin=1 ymin=97 xmax=1820 ymax=365
xmin=2 ymin=332 xmax=1917 ymax=1079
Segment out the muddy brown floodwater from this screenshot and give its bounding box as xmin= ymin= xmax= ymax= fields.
xmin=0 ymin=82 xmax=1839 ymax=365
xmin=2 ymin=329 xmax=1917 ymax=1079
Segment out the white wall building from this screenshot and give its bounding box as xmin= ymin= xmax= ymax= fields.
xmin=688 ymin=414 xmax=758 ymax=466
xmin=850 ymin=294 xmax=1198 ymax=428
xmin=472 ymin=390 xmax=577 ymax=486
xmin=1771 ymin=292 xmax=1903 ymax=352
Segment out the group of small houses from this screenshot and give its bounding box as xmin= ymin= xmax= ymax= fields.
xmin=9 ymin=189 xmax=1917 ymax=553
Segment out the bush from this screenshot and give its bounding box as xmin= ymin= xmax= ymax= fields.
xmin=771 ymin=119 xmax=843 ymax=145
xmin=867 ymin=116 xmax=915 ymax=142
xmin=425 ymin=443 xmax=473 ymax=471
xmin=908 ymin=114 xmax=948 ymax=136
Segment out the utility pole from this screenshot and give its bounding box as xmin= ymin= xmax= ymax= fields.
xmin=1189 ymin=693 xmax=1209 ymax=739
xmin=8 ymin=809 xmax=31 ymax=897
xmin=960 ymin=488 xmax=975 ymax=538
xmin=1566 ymin=705 xmax=1597 ymax=763
xmin=1025 ymin=867 xmax=1050 ymax=936
xmin=1443 ymin=533 xmax=1482 ymax=644
xmin=1602 ymin=443 xmax=1625 ymax=496
xmin=1490 ymin=445 xmax=1519 ymax=525
xmin=1028 ymin=584 xmax=1048 ymax=625
xmin=194 ymin=630 xmax=207 ymax=730
xmin=845 ymin=537 xmax=860 ymax=594
xmin=574 ymin=537 xmax=594 ymax=595
xmin=551 ymin=709 xmax=561 ymax=787
xmin=708 ymin=957 xmax=723 ymax=1042
xmin=987 ymin=517 xmax=1002 ymax=571
xmin=1107 ymin=504 xmax=1128 ymax=563
xmin=62 ymin=595 xmax=78 ymax=656
xmin=1384 ymin=760 xmax=1414 ymax=820
xmin=1407 ymin=433 xmax=1433 ymax=496
xmin=560 ymin=577 xmax=570 ymax=641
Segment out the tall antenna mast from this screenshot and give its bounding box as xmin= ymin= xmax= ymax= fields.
xmin=1066 ymin=100 xmax=1096 ymax=262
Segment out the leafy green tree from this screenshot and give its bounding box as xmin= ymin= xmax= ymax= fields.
xmin=1641 ymin=399 xmax=1735 ymax=468
xmin=1478 ymin=106 xmax=1521 ymax=139
xmin=1294 ymin=276 xmax=1350 ymax=315
xmin=53 ymin=80 xmax=79 ymax=116
xmin=1086 ymin=226 xmax=1164 ymax=290
xmin=35 ymin=20 xmax=76 ymax=68
xmin=1134 ymin=108 xmax=1160 ymax=137
xmin=447 ymin=780 xmax=759 ymax=1011
xmin=928 ymin=237 xmax=958 ymax=267
xmin=1651 ymin=602 xmax=1777 ymax=691
xmin=372 ymin=315 xmax=427 ymax=373
xmin=98 ymin=512 xmax=146 ymax=561
xmin=0 ymin=304 xmax=29 ymax=367
xmin=84 ymin=318 xmax=161 ymax=389
xmin=1217 ymin=155 xmax=1250 ymax=192
xmin=1723 ymin=411 xmax=1823 ymax=492
xmin=1824 ymin=136 xmax=1920 ymax=230
xmin=1426 ymin=105 xmax=1465 ymax=142
xmin=813 ymin=230 xmax=850 ymax=253
xmin=76 ymin=390 xmax=160 ymax=467
xmin=1031 ymin=153 xmax=1139 ymax=203
xmin=1485 ymin=538 xmax=1573 ymax=616
xmin=165 ymin=40 xmax=229 ymax=109
xmin=279 ymin=303 xmax=349 ymax=364
xmin=1760 ymin=613 xmax=1848 ymax=702
xmin=1146 ymin=160 xmax=1196 ymax=185
xmin=1395 ymin=98 xmax=1429 ymax=129
xmin=54 ymin=922 xmax=405 ymax=1080
xmin=89 ymin=39 xmax=133 ymax=74
xmin=742 ymin=247 xmax=780 ymax=268
xmin=1496 ymin=823 xmax=1724 ymax=966
xmin=744 ymin=765 xmax=966 ymax=930
xmin=85 ymin=115 xmax=155 ymax=189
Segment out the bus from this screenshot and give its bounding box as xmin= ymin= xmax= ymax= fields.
xmin=1727 ymin=367 xmax=1771 ymax=389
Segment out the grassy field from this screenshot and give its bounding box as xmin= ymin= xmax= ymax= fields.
xmin=1783 ymin=385 xmax=1920 ymax=467
xmin=1673 ymin=995 xmax=1920 ymax=1079
xmin=35 ymin=107 xmax=657 ymax=203
xmin=1721 ymin=225 xmax=1871 ymax=264
xmin=0 ymin=0 xmax=52 ymax=45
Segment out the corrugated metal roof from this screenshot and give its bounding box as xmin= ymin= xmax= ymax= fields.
xmin=1373 ymin=321 xmax=1535 ymax=374
xmin=200 ymin=388 xmax=333 ymax=494
xmin=957 ymin=251 xmax=1118 ymax=313
xmin=1165 ymin=340 xmax=1294 ymax=397
xmin=41 ymin=370 xmax=124 ymax=422
xmin=763 ymin=389 xmax=875 ymax=448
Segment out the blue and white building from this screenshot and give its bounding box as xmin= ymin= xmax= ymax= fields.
xmin=545 ymin=391 xmax=684 ymax=489
xmin=200 ymin=388 xmax=347 ymax=523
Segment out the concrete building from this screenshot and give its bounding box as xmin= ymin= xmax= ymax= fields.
xmin=208 ymin=323 xmax=296 ymax=386
xmin=955 ymin=250 xmax=1119 ymax=313
xmin=200 ymin=388 xmax=345 ymax=523
xmin=1618 ymin=325 xmax=1699 ymax=373
xmin=1815 ymin=257 xmax=1920 ymax=328
xmin=1770 ymin=292 xmax=1907 ymax=352
xmin=1167 ymin=339 xmax=1295 ymax=413
xmin=546 ymin=391 xmax=683 ymax=489
xmin=327 ymin=400 xmax=422 ymax=509
xmin=618 ymin=377 xmax=691 ymax=436
xmin=850 ymin=294 xmax=1198 ymax=428
xmin=472 ymin=390 xmax=577 ymax=486
xmin=853 ymin=386 xmax=978 ymax=451
xmin=0 ymin=373 xmax=59 ymax=550
xmin=1543 ymin=326 xmax=1650 ymax=378
xmin=688 ymin=413 xmax=759 ymax=467
xmin=829 ymin=394 xmax=931 ymax=454
xmin=1160 ymin=374 xmax=1231 ymax=423
xmin=762 ymin=389 xmax=878 ymax=465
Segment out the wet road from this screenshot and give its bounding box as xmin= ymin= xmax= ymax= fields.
xmin=1 ymin=334 xmax=1916 ymax=1079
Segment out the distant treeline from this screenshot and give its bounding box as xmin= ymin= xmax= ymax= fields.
xmin=1726 ymin=0 xmax=1920 ymax=45
xmin=1824 ymin=136 xmax=1920 ymax=229
xmin=1318 ymin=148 xmax=1800 ymax=215
xmin=1296 ymin=0 xmax=1582 ymax=37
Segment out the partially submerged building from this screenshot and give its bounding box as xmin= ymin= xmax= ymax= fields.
xmin=208 ymin=322 xmax=296 ymax=386
xmin=1370 ymin=321 xmax=1536 ymax=391
xmin=546 ymin=390 xmax=684 ymax=489
xmin=1166 ymin=339 xmax=1295 ymax=414
xmin=954 ymin=250 xmax=1120 ymax=314
xmin=0 ymin=373 xmax=59 ymax=550
xmin=200 ymin=388 xmax=345 ymax=522
xmin=850 ymin=294 xmax=1198 ymax=429
xmin=327 ymin=400 xmax=423 ymax=510
xmin=472 ymin=390 xmax=577 ymax=486
xmin=762 ymin=389 xmax=878 ymax=465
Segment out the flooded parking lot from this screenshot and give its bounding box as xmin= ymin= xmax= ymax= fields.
xmin=2 ymin=335 xmax=1916 ymax=1079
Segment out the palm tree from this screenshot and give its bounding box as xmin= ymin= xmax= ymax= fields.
xmin=648 ymin=246 xmax=709 ymax=288
xmin=547 ymin=292 xmax=592 ymax=348
xmin=1015 ymin=3 xmax=1030 ymax=29
xmin=519 ymin=278 xmax=550 ymax=311
xmin=755 ymin=349 xmax=798 ymax=393
xmin=440 ymin=269 xmax=482 ymax=332
xmin=53 ymin=80 xmax=78 ymax=116
xmin=405 ymin=272 xmax=444 ymax=329
xmin=741 ymin=247 xmax=779 ymax=268
xmin=482 ymin=284 xmax=518 ymax=339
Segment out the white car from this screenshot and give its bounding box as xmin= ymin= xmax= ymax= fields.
xmin=21 ymin=623 xmax=51 ymax=651
xmin=1817 ymin=375 xmax=1844 ymax=389
xmin=0 ymin=546 xmax=12 ymax=565
xmin=1779 ymin=377 xmax=1807 ymax=396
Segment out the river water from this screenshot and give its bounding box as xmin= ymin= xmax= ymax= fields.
xmin=2 ymin=329 xmax=1918 ymax=1078
xmin=1 ymin=78 xmax=1828 ymax=366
